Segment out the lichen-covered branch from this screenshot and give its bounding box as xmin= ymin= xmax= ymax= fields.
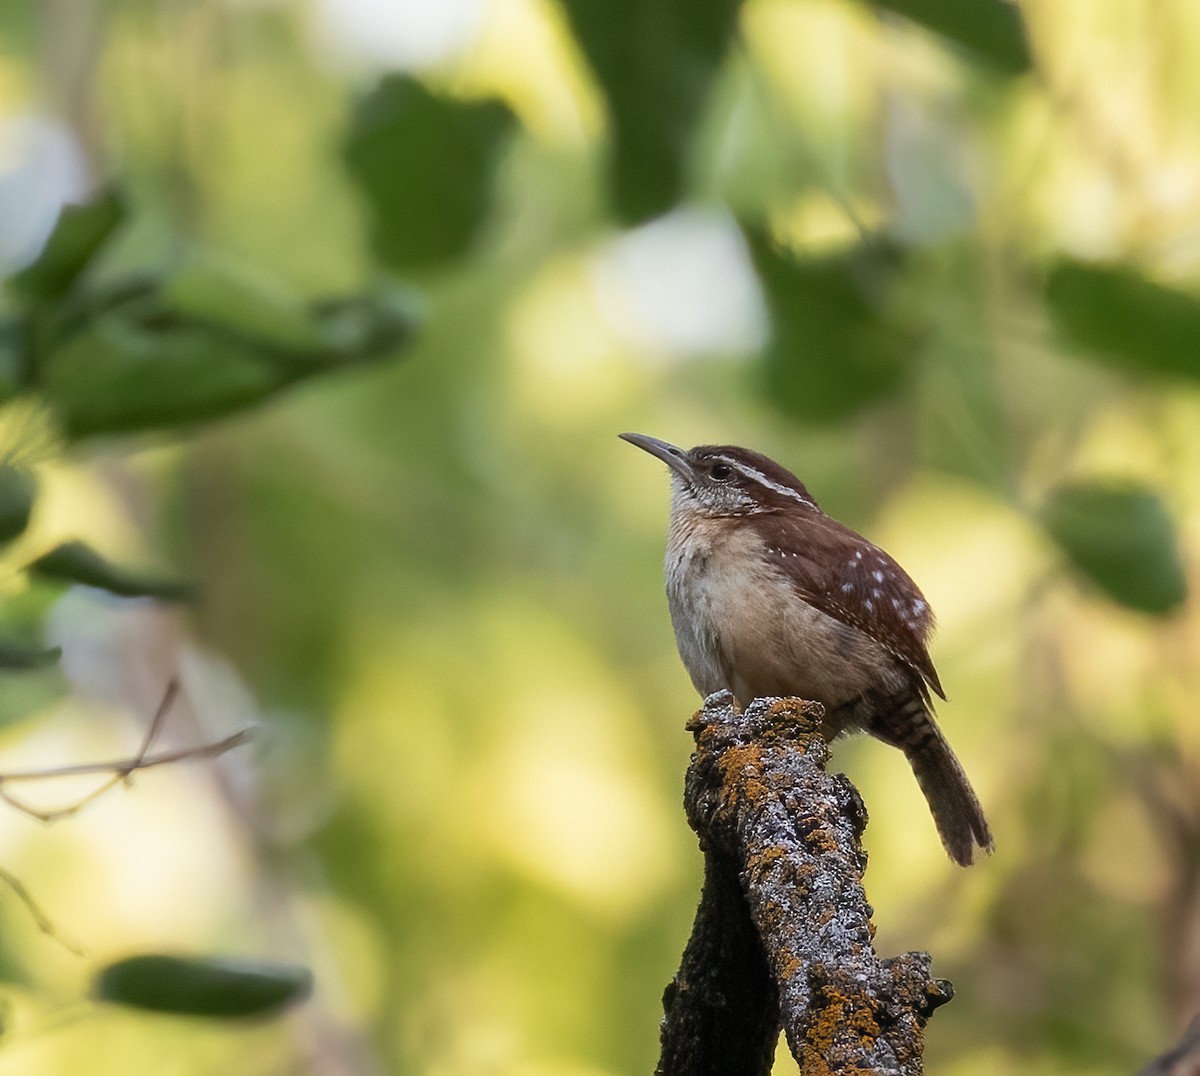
xmin=658 ymin=692 xmax=952 ymax=1076
xmin=656 ymin=847 xmax=779 ymax=1076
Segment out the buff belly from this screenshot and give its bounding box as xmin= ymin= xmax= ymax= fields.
xmin=664 ymin=522 xmax=905 ymax=722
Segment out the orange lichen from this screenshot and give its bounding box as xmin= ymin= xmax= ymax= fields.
xmin=715 ymin=742 xmax=771 ymax=805
xmin=777 ymin=947 xmax=804 ymax=982
xmin=799 ymin=983 xmax=883 ymax=1075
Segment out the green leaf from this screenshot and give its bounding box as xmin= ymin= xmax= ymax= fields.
xmin=40 ymin=281 xmax=417 ymax=440
xmin=0 ymin=641 xmax=60 ymax=670
xmin=0 ymin=465 xmax=36 ymax=544
xmin=745 ymin=229 xmax=914 ymax=423
xmin=560 ymin=0 xmax=742 ymax=223
xmin=1046 ymin=258 xmax=1200 ymax=382
xmin=871 ymin=0 xmax=1031 ymax=75
xmin=1041 ymin=482 xmax=1187 ymax=616
xmin=162 ymin=252 xmax=327 ymax=354
xmin=94 ymin=955 xmax=312 ymax=1019
xmin=343 ymin=77 xmax=514 ymax=271
xmin=311 ymin=287 xmax=421 ymax=362
xmin=8 ymin=189 xmax=126 ymax=301
xmin=30 ymin=541 xmax=192 ymax=602
xmin=42 ymin=314 xmax=286 ymax=439
xmin=0 ymin=319 xmax=21 ymax=398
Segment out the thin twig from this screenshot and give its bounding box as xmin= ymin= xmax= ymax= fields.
xmin=0 ymin=680 xmax=253 ymax=955
xmin=0 ymin=677 xmax=252 ymax=823
xmin=0 ymin=862 xmax=85 ymax=956
xmin=0 ymin=728 xmax=254 ymax=785
xmin=128 ymin=677 xmax=181 ymax=779
xmin=0 ymin=679 xmax=189 ymax=823
xmin=0 ymin=729 xmax=253 ymax=823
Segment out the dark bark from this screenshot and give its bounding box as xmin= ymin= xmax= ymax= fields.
xmin=656 ymin=850 xmax=779 ymax=1076
xmin=657 ymin=692 xmax=953 ymax=1076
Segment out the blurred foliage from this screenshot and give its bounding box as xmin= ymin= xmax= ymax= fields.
xmin=560 ymin=0 xmax=742 ymax=222
xmin=1047 ymin=258 xmax=1200 ymax=382
xmin=94 ymin=954 xmax=313 ymax=1018
xmin=746 ymin=228 xmax=916 ymax=422
xmin=870 ymin=0 xmax=1031 ymax=74
xmin=343 ymin=76 xmax=515 ymax=270
xmin=4 ymin=195 xmax=417 ymax=438
xmin=0 ymin=0 xmax=1198 ymax=1074
xmin=1041 ymin=483 xmax=1188 ymax=616
xmin=28 ymin=541 xmax=193 ymax=601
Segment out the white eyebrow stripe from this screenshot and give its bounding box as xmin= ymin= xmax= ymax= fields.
xmin=717 ymin=457 xmax=816 ymax=506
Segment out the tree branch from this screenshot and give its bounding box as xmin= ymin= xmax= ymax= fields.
xmin=0 ymin=678 xmax=253 ymax=823
xmin=658 ymin=692 xmax=953 ymax=1076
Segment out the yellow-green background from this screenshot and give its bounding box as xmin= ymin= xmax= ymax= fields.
xmin=1 ymin=1 xmax=1199 ymax=1073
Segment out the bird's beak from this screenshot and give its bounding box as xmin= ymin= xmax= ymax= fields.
xmin=619 ymin=433 xmax=693 ymax=481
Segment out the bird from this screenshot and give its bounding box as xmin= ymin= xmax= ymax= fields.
xmin=621 ymin=432 xmax=993 ymax=866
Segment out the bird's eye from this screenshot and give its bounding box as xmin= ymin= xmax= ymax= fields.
xmin=710 ymin=463 xmax=734 ymax=481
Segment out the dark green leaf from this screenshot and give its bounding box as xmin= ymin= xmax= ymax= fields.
xmin=42 ymin=314 xmax=285 ymax=439
xmin=871 ymin=0 xmax=1031 ymax=75
xmin=30 ymin=541 xmax=192 ymax=601
xmin=1046 ymin=258 xmax=1200 ymax=382
xmin=0 ymin=641 xmax=60 ymax=670
xmin=0 ymin=466 xmax=36 ymax=544
xmin=1041 ymin=482 xmax=1187 ymax=615
xmin=745 ymin=228 xmax=915 ymax=423
xmin=41 ymin=282 xmax=416 ymax=440
xmin=560 ymin=0 xmax=742 ymax=223
xmin=0 ymin=319 xmax=21 ymax=399
xmin=94 ymin=955 xmax=312 ymax=1019
xmin=343 ymin=77 xmax=514 ymax=271
xmin=8 ymin=189 xmax=126 ymax=300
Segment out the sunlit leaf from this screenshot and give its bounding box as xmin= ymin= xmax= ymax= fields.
xmin=871 ymin=0 xmax=1030 ymax=74
xmin=8 ymin=189 xmax=126 ymax=300
xmin=560 ymin=0 xmax=742 ymax=223
xmin=1046 ymin=258 xmax=1200 ymax=382
xmin=745 ymin=228 xmax=914 ymax=422
xmin=30 ymin=541 xmax=192 ymax=601
xmin=0 ymin=465 xmax=36 ymax=544
xmin=343 ymin=76 xmax=514 ymax=271
xmin=94 ymin=955 xmax=312 ymax=1019
xmin=1041 ymin=482 xmax=1187 ymax=615
xmin=163 ymin=252 xmax=326 ymax=354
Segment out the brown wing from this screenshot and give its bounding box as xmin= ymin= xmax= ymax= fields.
xmin=749 ymin=510 xmax=945 ymax=699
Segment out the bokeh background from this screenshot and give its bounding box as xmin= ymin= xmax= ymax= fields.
xmin=2 ymin=0 xmax=1200 ymax=1073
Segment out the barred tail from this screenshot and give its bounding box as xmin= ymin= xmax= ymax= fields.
xmin=907 ymin=728 xmax=994 ymax=866
xmin=876 ymin=696 xmax=994 ymax=867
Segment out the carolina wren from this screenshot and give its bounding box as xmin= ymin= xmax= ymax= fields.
xmin=622 ymin=433 xmax=993 ymax=866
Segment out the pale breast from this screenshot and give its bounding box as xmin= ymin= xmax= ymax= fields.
xmin=665 ymin=518 xmax=896 ymax=709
